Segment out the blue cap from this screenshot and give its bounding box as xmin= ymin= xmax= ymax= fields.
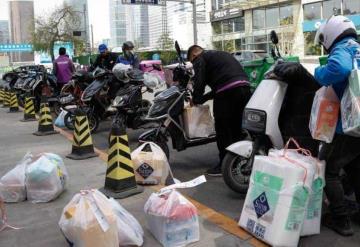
xmin=98 ymin=44 xmax=107 ymax=53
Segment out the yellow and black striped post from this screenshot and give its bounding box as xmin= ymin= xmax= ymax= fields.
xmin=0 ymin=89 xmax=4 ymax=104
xmin=8 ymin=91 xmax=19 ymax=113
xmin=21 ymin=96 xmax=36 ymax=122
xmin=2 ymin=90 xmax=10 ymax=108
xmin=66 ymin=108 xmax=97 ymax=160
xmin=100 ymin=122 xmax=143 ymax=199
xmin=33 ymin=96 xmax=58 ymax=136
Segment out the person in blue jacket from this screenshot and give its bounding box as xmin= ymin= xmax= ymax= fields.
xmin=315 ymin=15 xmax=360 ymax=236
xmin=116 ymin=41 xmax=140 ymax=69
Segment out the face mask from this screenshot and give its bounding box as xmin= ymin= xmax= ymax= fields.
xmin=125 ymin=50 xmax=134 ymax=58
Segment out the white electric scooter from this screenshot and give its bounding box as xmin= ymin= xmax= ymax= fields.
xmin=222 ymin=31 xmax=303 ymax=193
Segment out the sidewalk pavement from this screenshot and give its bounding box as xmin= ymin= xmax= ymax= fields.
xmin=0 ymin=108 xmax=258 ymax=247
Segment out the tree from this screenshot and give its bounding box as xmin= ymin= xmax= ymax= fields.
xmin=30 ymin=4 xmax=83 ymax=61
xmin=157 ymin=33 xmax=174 ymax=50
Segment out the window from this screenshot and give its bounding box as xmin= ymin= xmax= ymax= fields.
xmin=304 ymin=2 xmax=321 ymax=21
xmin=234 ymin=17 xmax=245 ymax=32
xmin=323 ymin=0 xmax=341 ymax=19
xmin=266 ymin=6 xmax=279 ymax=28
xmin=343 ymin=0 xmax=360 ymax=16
xmin=280 ymin=5 xmax=293 ymax=25
xmin=253 ymin=8 xmax=265 ymax=29
xmin=224 ymin=40 xmax=235 ymax=52
xmin=212 ymin=21 xmax=222 ymax=35
xmin=217 ymin=0 xmax=223 ymax=10
xmin=304 ymin=31 xmax=321 ymax=55
xmin=213 ymin=41 xmax=223 ymax=50
xmin=235 ymin=39 xmax=242 ymax=50
xmin=223 ymin=20 xmax=234 ymax=33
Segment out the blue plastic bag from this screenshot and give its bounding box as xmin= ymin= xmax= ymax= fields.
xmin=55 ymin=110 xmax=67 ymax=127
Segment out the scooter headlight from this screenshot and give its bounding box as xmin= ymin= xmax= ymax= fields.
xmin=242 ymin=109 xmax=266 ymax=134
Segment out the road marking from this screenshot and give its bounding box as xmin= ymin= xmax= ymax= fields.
xmin=53 ymin=125 xmax=267 ymax=246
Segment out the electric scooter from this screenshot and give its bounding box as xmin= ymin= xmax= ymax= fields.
xmin=221 ymin=31 xmax=319 ymax=193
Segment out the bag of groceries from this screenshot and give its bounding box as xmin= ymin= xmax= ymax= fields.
xmin=108 ymin=198 xmax=144 ymax=246
xmin=26 ymin=153 xmax=68 ymax=203
xmin=144 ymin=176 xmax=206 ymax=247
xmin=309 ymin=86 xmax=340 ymax=143
xmin=132 ymin=142 xmax=170 ymax=185
xmin=341 ymin=84 xmax=360 ymax=137
xmin=59 ymin=189 xmax=119 ymax=247
xmin=0 ymin=152 xmax=33 ymax=203
xmin=239 ymin=139 xmax=316 ymax=246
xmin=182 ymin=105 xmax=215 ymax=138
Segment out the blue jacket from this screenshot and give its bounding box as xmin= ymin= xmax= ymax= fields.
xmin=315 ymin=37 xmax=360 ymax=134
xmin=116 ymin=55 xmax=140 ymax=69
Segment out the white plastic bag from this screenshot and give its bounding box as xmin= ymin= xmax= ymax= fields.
xmin=59 ymin=189 xmax=118 ymax=247
xmin=348 ymin=57 xmax=360 ymax=96
xmin=0 ymin=152 xmax=32 ymax=203
xmin=55 ymin=109 xmax=67 ymax=127
xmin=132 ymin=142 xmax=170 ymax=185
xmin=309 ymin=86 xmax=340 ymax=143
xmin=144 ymin=176 xmax=206 ymax=247
xmin=26 ymin=153 xmax=68 ymax=203
xmin=108 ymin=198 xmax=144 ymax=246
xmin=341 ymin=86 xmax=360 ymax=136
xmin=144 ymin=72 xmax=164 ymax=89
xmin=182 ymin=105 xmax=215 ymax=138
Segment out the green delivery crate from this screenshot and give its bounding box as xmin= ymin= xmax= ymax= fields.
xmin=242 ymin=56 xmax=300 ymax=90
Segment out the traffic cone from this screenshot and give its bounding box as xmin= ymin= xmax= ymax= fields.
xmin=0 ymin=89 xmax=4 ymax=104
xmin=33 ymin=96 xmax=58 ymax=136
xmin=20 ymin=96 xmax=36 ymax=122
xmin=66 ymin=108 xmax=97 ymax=160
xmin=8 ymin=91 xmax=19 ymax=113
xmin=2 ymin=90 xmax=10 ymax=108
xmin=100 ymin=122 xmax=143 ymax=199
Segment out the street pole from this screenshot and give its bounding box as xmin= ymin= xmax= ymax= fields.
xmin=91 ymin=24 xmax=94 ymax=53
xmin=192 ymin=0 xmax=197 ymax=44
xmin=83 ymin=4 xmax=91 ymax=57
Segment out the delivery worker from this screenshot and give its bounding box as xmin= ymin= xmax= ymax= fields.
xmin=187 ymin=45 xmax=251 ymax=176
xmin=90 ymin=44 xmax=118 ymax=71
xmin=314 ymin=15 xmax=360 ymax=236
xmin=53 ymin=47 xmax=75 ymax=93
xmin=116 ymin=41 xmax=140 ymax=69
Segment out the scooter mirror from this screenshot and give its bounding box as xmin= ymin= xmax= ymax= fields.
xmin=270 ymin=30 xmax=279 ymax=45
xmin=175 ymin=41 xmax=181 ymax=57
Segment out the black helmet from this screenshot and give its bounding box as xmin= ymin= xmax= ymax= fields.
xmin=122 ymin=41 xmax=135 ymax=51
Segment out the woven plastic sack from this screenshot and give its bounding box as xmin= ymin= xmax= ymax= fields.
xmin=59 ymin=189 xmax=118 ymax=247
xmin=26 ymin=153 xmax=68 ymax=203
xmin=309 ymin=86 xmax=339 ymax=143
xmin=132 ymin=142 xmax=170 ymax=185
xmin=0 ymin=152 xmax=33 ymax=203
xmin=108 ymin=198 xmax=144 ymax=246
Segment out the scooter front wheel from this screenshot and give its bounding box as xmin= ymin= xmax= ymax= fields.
xmin=222 ymin=152 xmax=252 ymax=194
xmin=64 ymin=112 xmax=75 ymax=131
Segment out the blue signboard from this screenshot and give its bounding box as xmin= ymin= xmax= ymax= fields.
xmin=0 ymin=43 xmax=33 ymax=52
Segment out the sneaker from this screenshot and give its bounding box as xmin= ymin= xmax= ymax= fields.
xmin=206 ymin=166 xmax=222 ymax=177
xmin=322 ymin=213 xmax=354 ymax=236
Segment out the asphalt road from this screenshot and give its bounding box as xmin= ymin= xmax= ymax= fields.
xmin=82 ymin=117 xmax=360 ymax=247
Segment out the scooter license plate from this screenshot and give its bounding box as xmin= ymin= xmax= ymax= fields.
xmin=164 ymin=118 xmax=171 ymax=127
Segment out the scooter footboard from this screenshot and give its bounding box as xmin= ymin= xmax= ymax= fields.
xmin=226 ymin=140 xmax=253 ymax=158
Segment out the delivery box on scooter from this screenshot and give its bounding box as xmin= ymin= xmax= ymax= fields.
xmin=309 ymin=86 xmax=339 ymax=143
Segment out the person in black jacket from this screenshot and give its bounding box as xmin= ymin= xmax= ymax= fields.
xmin=90 ymin=44 xmax=118 ymax=71
xmin=187 ymin=45 xmax=251 ymax=176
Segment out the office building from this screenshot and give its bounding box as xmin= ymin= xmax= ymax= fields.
xmin=9 ymin=0 xmax=35 ymax=62
xmin=0 ymin=20 xmax=10 ymax=43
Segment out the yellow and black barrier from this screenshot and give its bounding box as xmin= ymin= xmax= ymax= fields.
xmin=100 ymin=122 xmax=143 ymax=199
xmin=66 ymin=108 xmax=97 ymax=160
xmin=0 ymin=89 xmax=4 ymax=104
xmin=21 ymin=96 xmax=36 ymax=122
xmin=2 ymin=90 xmax=10 ymax=108
xmin=8 ymin=91 xmax=19 ymax=113
xmin=33 ymin=96 xmax=58 ymax=136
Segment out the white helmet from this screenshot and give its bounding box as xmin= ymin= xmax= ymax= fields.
xmin=314 ymin=15 xmax=357 ymax=51
xmin=112 ymin=63 xmax=131 ymax=82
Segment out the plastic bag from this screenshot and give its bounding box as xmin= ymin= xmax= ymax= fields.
xmin=182 ymin=105 xmax=215 ymax=138
xmin=309 ymin=86 xmax=339 ymax=143
xmin=59 ymin=189 xmax=118 ymax=247
xmin=144 ymin=176 xmax=206 ymax=247
xmin=108 ymin=198 xmax=144 ymax=246
xmin=55 ymin=109 xmax=67 ymax=127
xmin=144 ymin=72 xmax=164 ymax=89
xmin=132 ymin=142 xmax=170 ymax=185
xmin=341 ymin=85 xmax=360 ymax=136
xmin=26 ymin=153 xmax=68 ymax=203
xmin=348 ymin=57 xmax=360 ymax=96
xmin=0 ymin=152 xmax=33 ymax=203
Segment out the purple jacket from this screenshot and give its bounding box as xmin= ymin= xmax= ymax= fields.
xmin=53 ymin=55 xmax=75 ymax=84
